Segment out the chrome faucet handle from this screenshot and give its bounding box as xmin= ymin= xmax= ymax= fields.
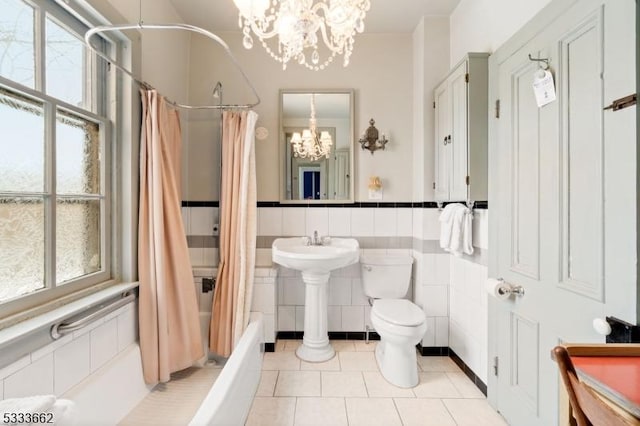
xmin=302 ymin=236 xmax=311 ymax=246
xmin=321 ymin=236 xmax=331 ymax=245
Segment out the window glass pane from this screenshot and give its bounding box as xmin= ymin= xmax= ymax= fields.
xmin=0 ymin=87 xmax=44 ymax=192
xmin=56 ymin=198 xmax=101 ymax=284
xmin=0 ymin=197 xmax=45 ymax=302
xmin=56 ymin=109 xmax=100 ymax=195
xmin=46 ymin=17 xmax=85 ymax=107
xmin=0 ymin=0 xmax=35 ymax=87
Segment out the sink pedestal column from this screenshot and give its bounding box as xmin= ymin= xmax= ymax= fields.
xmin=296 ymin=271 xmax=335 ymax=362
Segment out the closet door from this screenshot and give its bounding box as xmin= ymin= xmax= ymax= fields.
xmin=449 ymin=61 xmax=469 ymax=201
xmin=434 ymin=79 xmax=451 ymax=201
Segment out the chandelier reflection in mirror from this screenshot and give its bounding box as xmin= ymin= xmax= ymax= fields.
xmin=232 ymin=0 xmax=371 ymax=70
xmin=290 ymin=94 xmax=333 ymax=160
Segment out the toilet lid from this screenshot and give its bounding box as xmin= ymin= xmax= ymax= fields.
xmin=372 ymin=299 xmax=426 ymax=327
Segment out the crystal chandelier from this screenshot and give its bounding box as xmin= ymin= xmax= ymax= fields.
xmin=232 ymin=0 xmax=371 ymax=70
xmin=291 ymin=94 xmax=333 ymax=160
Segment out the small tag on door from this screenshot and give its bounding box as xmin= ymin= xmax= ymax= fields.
xmin=532 ymin=69 xmax=556 ymax=107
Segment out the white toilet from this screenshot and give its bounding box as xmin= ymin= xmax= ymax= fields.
xmin=360 ymin=254 xmax=427 ymax=388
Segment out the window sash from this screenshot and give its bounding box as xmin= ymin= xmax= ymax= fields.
xmin=0 ymin=0 xmax=113 ymax=317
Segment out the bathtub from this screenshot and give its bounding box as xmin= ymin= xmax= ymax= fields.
xmin=190 ymin=313 xmax=264 ymax=425
xmin=65 ymin=311 xmax=263 ymax=425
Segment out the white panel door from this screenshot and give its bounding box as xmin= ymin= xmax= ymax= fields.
xmin=434 ymin=79 xmax=451 ymax=201
xmin=491 ymin=1 xmax=636 ymax=425
xmin=449 ymin=61 xmax=469 ymax=201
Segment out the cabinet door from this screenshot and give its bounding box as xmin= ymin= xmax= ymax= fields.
xmin=434 ymin=79 xmax=451 ymax=201
xmin=449 ymin=61 xmax=469 ymax=201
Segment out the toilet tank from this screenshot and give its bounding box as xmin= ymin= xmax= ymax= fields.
xmin=360 ymin=254 xmax=414 ymax=299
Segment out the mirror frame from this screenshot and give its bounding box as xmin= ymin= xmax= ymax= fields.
xmin=278 ymin=88 xmax=355 ymax=204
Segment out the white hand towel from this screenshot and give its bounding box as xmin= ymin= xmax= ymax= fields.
xmin=0 ymin=395 xmax=56 ymax=415
xmin=439 ymin=203 xmax=463 ymax=249
xmin=462 ymin=207 xmax=474 ymax=255
xmin=439 ymin=203 xmax=474 ymax=256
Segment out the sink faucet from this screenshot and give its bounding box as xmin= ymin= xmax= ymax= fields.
xmin=312 ymin=230 xmax=320 ymax=245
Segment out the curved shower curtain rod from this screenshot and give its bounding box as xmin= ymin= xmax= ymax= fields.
xmin=84 ymin=23 xmax=261 ymax=110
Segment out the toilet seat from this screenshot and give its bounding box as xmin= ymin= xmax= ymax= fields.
xmin=372 ymin=299 xmax=425 ymax=327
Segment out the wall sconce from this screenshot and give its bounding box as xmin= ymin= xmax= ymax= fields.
xmin=359 ymin=118 xmax=388 ymax=154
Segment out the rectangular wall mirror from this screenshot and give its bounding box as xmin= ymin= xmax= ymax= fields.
xmin=279 ymin=89 xmax=354 ymax=203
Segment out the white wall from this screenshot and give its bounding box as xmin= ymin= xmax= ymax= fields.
xmin=413 ymin=17 xmax=451 ymax=202
xmin=450 ymin=0 xmax=553 ymax=66
xmin=100 ymin=0 xmax=190 ymax=104
xmin=184 ymin=32 xmax=414 ymax=202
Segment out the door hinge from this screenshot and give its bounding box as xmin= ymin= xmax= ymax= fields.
xmin=465 ymin=73 xmax=469 ymax=83
xmin=433 ymin=182 xmax=436 ymax=190
xmin=493 ymin=356 xmax=499 ymax=376
xmin=433 ymin=101 xmax=436 ymax=109
xmin=603 ymin=93 xmax=636 ymax=111
xmin=495 ymin=99 xmax=500 ymax=118
xmin=465 ymin=175 xmax=470 ymax=185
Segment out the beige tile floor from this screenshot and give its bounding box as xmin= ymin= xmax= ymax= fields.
xmin=245 ymin=340 xmax=509 ymax=426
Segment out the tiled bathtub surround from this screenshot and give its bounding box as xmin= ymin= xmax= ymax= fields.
xmin=192 ymin=267 xmax=278 ymax=346
xmin=182 ymin=204 xmax=490 ymax=381
xmin=0 ymin=301 xmax=137 ymax=399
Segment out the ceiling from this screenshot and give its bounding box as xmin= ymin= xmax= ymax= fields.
xmin=168 ymin=0 xmax=462 ymax=33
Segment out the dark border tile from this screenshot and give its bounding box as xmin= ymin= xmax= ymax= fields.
xmin=264 ymin=343 xmax=275 ymax=352
xmin=251 ymin=200 xmax=489 ymax=209
xmin=182 ymin=201 xmax=219 ymax=207
xmin=449 ymin=348 xmax=487 ymax=396
xmin=277 ymin=331 xmax=381 ymax=341
xmin=416 ymin=344 xmax=450 ymax=356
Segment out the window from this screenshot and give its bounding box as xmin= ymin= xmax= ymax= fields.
xmin=0 ymin=0 xmax=113 ymax=317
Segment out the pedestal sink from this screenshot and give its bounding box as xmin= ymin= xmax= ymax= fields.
xmin=272 ymin=237 xmax=359 ymax=362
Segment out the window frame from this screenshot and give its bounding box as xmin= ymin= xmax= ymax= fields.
xmin=0 ymin=0 xmax=117 ymax=319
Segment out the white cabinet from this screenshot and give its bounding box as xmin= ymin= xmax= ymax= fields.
xmin=434 ymin=53 xmax=489 ymax=202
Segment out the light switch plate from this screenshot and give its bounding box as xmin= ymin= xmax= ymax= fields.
xmin=368 ymin=189 xmax=382 ymax=200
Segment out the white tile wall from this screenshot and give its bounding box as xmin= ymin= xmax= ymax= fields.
xmin=329 ymin=277 xmax=351 ymax=306
xmin=423 ymin=286 xmax=448 ymax=317
xmin=341 ymin=306 xmax=364 ymax=332
xmin=259 ymin=208 xmax=283 ymax=235
xmin=328 ymin=208 xmax=351 ymax=236
xmin=181 ymin=207 xmax=191 ymax=234
xmin=449 ymin=256 xmax=488 ymax=382
xmin=189 ymin=247 xmax=204 ymax=266
xmin=1 ymin=300 xmax=137 ymax=401
xmin=422 ymin=317 xmax=436 ymax=346
xmin=278 ymin=306 xmax=296 ymax=331
xmin=396 ymin=208 xmax=413 ymax=237
xmin=54 ymin=334 xmax=91 ymax=395
xmin=373 ymin=209 xmax=397 ymax=237
xmin=305 ymin=208 xmax=329 ymax=236
xmin=282 ymin=208 xmax=306 ymax=236
xmin=422 ymin=209 xmax=441 ymax=240
xmin=190 ymin=207 xmax=215 ymax=235
xmin=90 ymin=319 xmax=119 ymax=372
xmin=295 ymin=307 xmax=305 ymax=332
xmin=350 ymin=209 xmax=374 ymax=236
xmin=117 ymin=305 xmax=138 ymax=352
xmin=328 ymin=306 xmax=342 ymax=331
xmin=4 ymin=354 xmax=54 ymax=398
xmin=412 ymin=209 xmax=424 ymax=238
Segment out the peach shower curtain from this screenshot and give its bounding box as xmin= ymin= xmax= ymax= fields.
xmin=138 ymin=89 xmax=203 ymax=385
xmin=210 ymin=110 xmax=258 ymax=357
